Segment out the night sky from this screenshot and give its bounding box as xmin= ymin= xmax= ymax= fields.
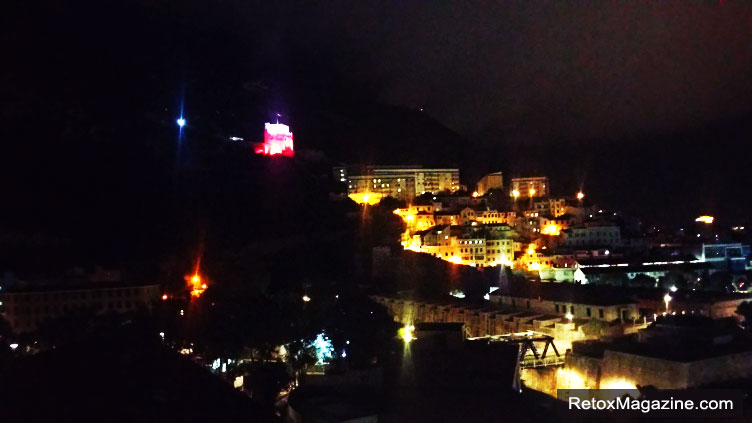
xmin=1 ymin=0 xmax=751 ymax=257
xmin=291 ymin=1 xmax=752 ymax=140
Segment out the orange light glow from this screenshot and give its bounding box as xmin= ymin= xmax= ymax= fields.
xmin=695 ymin=215 xmax=714 ymax=224
xmin=186 ymin=262 xmax=207 ymax=298
xmin=541 ymin=224 xmax=561 ymax=236
xmin=348 ymin=192 xmax=382 ymax=205
xmin=577 ymin=191 xmax=584 ymax=200
xmin=557 ymin=367 xmax=587 ymax=390
xmin=601 ymin=378 xmax=637 ymax=390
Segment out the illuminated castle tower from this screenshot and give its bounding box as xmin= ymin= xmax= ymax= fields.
xmin=255 ymin=122 xmax=294 ymax=157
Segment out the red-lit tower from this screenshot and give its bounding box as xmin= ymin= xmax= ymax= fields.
xmin=255 ymin=122 xmax=294 ymax=157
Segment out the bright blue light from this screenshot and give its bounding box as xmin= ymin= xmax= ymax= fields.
xmin=176 ymin=117 xmax=186 ymax=128
xmin=312 ymin=333 xmax=334 ymax=364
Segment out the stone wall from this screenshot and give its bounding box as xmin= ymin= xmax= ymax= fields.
xmin=564 ymin=354 xmax=602 ymax=389
xmin=492 ymin=294 xmax=638 ymax=322
xmin=600 ymin=350 xmax=689 ymax=389
xmin=686 ymin=351 xmax=752 ymax=387
xmin=561 ymin=348 xmax=752 ymax=392
xmin=371 ymin=295 xmax=594 ymax=350
xmin=521 ymin=367 xmax=558 ymax=396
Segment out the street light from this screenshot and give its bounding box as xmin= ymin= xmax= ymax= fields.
xmin=529 ymin=188 xmax=536 ymax=197
xmin=512 ymin=189 xmax=520 ymax=199
xmin=399 ymin=324 xmax=415 ymax=343
xmin=663 ymin=293 xmax=672 ymax=312
xmin=176 ymin=117 xmax=186 ymax=128
xmin=577 ymin=192 xmax=584 ymax=200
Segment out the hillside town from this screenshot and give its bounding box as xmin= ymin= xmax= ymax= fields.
xmin=5 ymin=2 xmax=752 ymax=421
xmin=338 ymin=164 xmax=752 ymax=400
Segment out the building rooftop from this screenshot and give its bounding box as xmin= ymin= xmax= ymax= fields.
xmin=574 ymin=331 xmax=752 ymax=362
xmin=415 ymin=322 xmax=466 ymax=331
xmin=632 ymin=288 xmax=752 ymax=304
xmin=434 ymin=210 xmax=460 ymax=216
xmin=578 ymin=261 xmax=714 ymax=275
xmin=288 ymin=386 xmax=382 ymax=422
xmin=495 ymin=279 xmax=637 ymax=306
xmin=2 ymin=280 xmax=160 ymax=293
xmin=576 ymin=255 xmax=700 ymax=267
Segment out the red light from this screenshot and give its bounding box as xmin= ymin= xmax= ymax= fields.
xmin=162 ymin=294 xmax=168 ymax=300
xmin=255 ymin=122 xmax=294 ymax=157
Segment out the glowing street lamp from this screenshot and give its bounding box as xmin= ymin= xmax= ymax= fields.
xmin=512 ymin=189 xmax=520 ymax=199
xmin=528 ymin=188 xmax=536 ymax=197
xmin=176 ymin=117 xmax=186 ymax=128
xmin=302 ymin=295 xmax=311 ymax=302
xmin=663 ymin=293 xmax=672 ymax=312
xmin=399 ymin=324 xmax=415 ymax=343
xmin=577 ymin=192 xmax=585 ymax=201
xmin=186 ymin=263 xmax=207 ymax=298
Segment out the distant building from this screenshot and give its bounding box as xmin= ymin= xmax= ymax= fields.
xmin=573 ymin=259 xmax=713 ymax=286
xmin=476 ymin=172 xmax=503 ymax=196
xmin=343 ymin=165 xmax=460 ymax=204
xmin=538 ymin=213 xmax=574 ymax=236
xmin=563 ymin=316 xmax=752 ymax=391
xmin=254 ymin=122 xmax=294 ymax=157
xmin=490 ymin=281 xmax=639 ymax=322
xmin=510 ymin=177 xmax=549 ymax=198
xmin=333 ymin=166 xmax=347 ymax=183
xmin=633 ymin=290 xmax=752 ymax=320
xmin=700 ymin=243 xmax=751 ymax=272
xmin=1 ymin=274 xmax=160 ymax=333
xmin=533 ymin=198 xmax=567 ymax=218
xmin=459 ymin=206 xmax=516 ymax=225
xmin=561 ymin=223 xmax=621 ymax=247
xmin=402 ymin=224 xmax=516 ymax=268
xmin=372 ymin=292 xmax=641 ymax=362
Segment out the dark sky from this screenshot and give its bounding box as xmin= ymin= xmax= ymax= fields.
xmin=2 ymin=0 xmax=752 ymax=248
xmin=4 ymin=1 xmax=751 ymax=140
xmin=284 ymin=1 xmax=752 ymax=139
